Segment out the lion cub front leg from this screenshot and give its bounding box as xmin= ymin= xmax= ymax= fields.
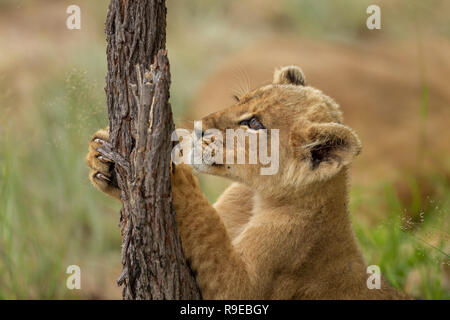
xmin=171 ymin=164 xmax=252 ymax=299
xmin=85 ymin=128 xmax=121 ymax=200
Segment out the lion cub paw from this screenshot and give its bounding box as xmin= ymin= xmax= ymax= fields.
xmin=171 ymin=163 xmax=202 ymax=212
xmin=86 ymin=128 xmax=120 ymax=200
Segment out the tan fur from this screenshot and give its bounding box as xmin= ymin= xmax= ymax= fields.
xmin=86 ymin=66 xmax=407 ymax=299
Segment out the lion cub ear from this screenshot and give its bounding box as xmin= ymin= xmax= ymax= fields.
xmin=273 ymin=66 xmax=306 ymax=86
xmin=290 ymin=121 xmax=362 ymax=181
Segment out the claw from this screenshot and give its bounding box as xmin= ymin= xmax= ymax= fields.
xmin=97 ymin=155 xmax=113 ymax=163
xmin=95 ymin=172 xmax=111 ymax=182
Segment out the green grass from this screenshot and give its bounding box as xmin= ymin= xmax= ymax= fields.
xmin=0 ymin=69 xmax=121 ymax=299
xmin=351 ymin=180 xmax=449 ymax=299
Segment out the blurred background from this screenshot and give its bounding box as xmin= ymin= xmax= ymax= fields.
xmin=0 ymin=0 xmax=449 ymax=299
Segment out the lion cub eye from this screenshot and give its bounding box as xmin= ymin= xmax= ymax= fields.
xmin=239 ymin=117 xmax=265 ymax=130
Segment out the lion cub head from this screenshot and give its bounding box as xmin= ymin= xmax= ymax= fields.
xmin=177 ymin=66 xmax=361 ymax=196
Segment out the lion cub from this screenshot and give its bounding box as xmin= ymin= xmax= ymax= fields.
xmin=86 ymin=66 xmax=405 ymax=299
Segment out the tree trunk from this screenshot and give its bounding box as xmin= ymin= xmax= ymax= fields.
xmin=101 ymin=0 xmax=201 ymax=300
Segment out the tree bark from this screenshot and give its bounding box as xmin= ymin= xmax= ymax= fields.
xmin=101 ymin=0 xmax=201 ymax=300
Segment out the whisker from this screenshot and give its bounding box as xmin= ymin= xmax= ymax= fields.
xmin=231 ymin=66 xmax=252 ymax=99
